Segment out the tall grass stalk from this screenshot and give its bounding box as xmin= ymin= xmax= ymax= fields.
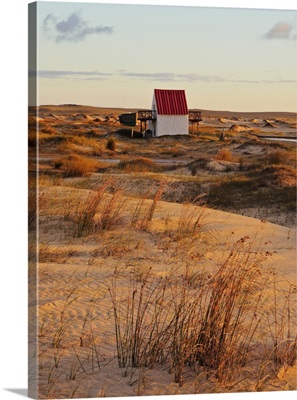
xmin=65 ymin=180 xmax=111 ymax=237
xmin=108 ymin=234 xmax=296 ymax=388
xmin=131 ymin=182 xmax=166 ymax=230
xmin=268 ymin=276 xmax=297 ymax=373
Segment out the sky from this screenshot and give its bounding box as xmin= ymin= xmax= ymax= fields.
xmin=29 ymin=0 xmax=297 ymax=112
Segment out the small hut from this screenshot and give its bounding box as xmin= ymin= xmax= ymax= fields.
xmin=137 ymin=89 xmax=201 ymax=137
xmin=150 ymin=89 xmax=188 ymax=136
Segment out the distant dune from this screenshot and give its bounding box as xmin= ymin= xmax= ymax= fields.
xmin=30 ymin=104 xmax=296 ymax=120
xmin=192 ymin=109 xmax=297 ymax=119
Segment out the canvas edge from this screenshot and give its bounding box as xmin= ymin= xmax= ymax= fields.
xmin=28 ymin=2 xmax=38 ymax=399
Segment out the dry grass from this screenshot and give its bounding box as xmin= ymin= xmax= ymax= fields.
xmin=31 ymin=176 xmax=296 ymax=398
xmin=161 ymin=145 xmax=185 ymax=157
xmin=207 ymin=163 xmax=296 ymax=218
xmin=41 ymin=124 xmax=57 ymax=135
xmin=62 ymin=155 xmax=100 ymax=177
xmin=118 ymin=157 xmax=160 ymax=173
xmin=56 ymin=136 xmax=102 ymax=156
xmin=108 ymin=234 xmax=296 ymax=387
xmin=63 ymin=181 xmax=114 ymax=237
xmin=264 ymin=149 xmax=296 ymax=167
xmin=131 ymin=182 xmax=166 ymax=230
xmin=215 ymin=147 xmax=236 ymax=162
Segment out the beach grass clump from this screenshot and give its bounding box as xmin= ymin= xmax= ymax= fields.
xmin=64 ymin=183 xmax=109 ymax=237
xmin=63 ymin=155 xmax=99 ymax=177
xmin=207 ymin=176 xmax=252 ymax=209
xmin=55 ymin=135 xmax=103 ymax=156
xmin=118 ymin=157 xmax=160 ymax=173
xmin=207 ymin=162 xmax=296 ymax=214
xmin=161 ymin=145 xmax=184 ymax=157
xmin=255 ymin=165 xmax=297 ymax=188
xmin=164 ymin=201 xmax=206 ymax=242
xmin=64 ymin=180 xmax=124 ymax=237
xmin=264 ymin=149 xmax=292 ymax=166
xmin=131 ymin=182 xmax=166 ymax=230
xmin=108 ymin=232 xmax=296 ymax=388
xmin=69 ymin=134 xmax=101 ymax=149
xmin=215 ymin=147 xmax=236 ymax=162
xmin=93 ymin=189 xmax=125 ymax=231
xmin=41 ymin=124 xmax=57 ymax=135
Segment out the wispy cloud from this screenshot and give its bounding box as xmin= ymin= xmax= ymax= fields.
xmin=32 ymin=69 xmax=295 ymax=85
xmin=120 ymin=71 xmax=226 ymax=83
xmin=42 ymin=11 xmax=113 ymax=43
xmin=121 ymin=72 xmax=176 ymax=81
xmin=264 ymin=21 xmax=296 ymax=40
xmin=31 ymin=70 xmax=112 ymax=79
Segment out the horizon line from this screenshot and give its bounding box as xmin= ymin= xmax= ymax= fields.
xmin=30 ymin=103 xmax=297 ymax=115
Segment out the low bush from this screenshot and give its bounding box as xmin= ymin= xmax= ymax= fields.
xmin=63 ymin=155 xmax=99 ymax=177
xmin=118 ymin=157 xmax=160 ymax=173
xmin=106 ymin=137 xmax=116 ymax=151
xmin=41 ymin=124 xmax=56 ymax=135
xmin=264 ymin=149 xmax=293 ymax=166
xmin=215 ymin=148 xmax=235 ymax=162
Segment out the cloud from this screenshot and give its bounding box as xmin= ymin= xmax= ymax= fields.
xmin=33 ymin=70 xmax=112 ymax=79
xmin=42 ymin=11 xmax=113 ymax=42
xmin=176 ymin=73 xmax=226 ymax=83
xmin=120 ymin=72 xmax=296 ymax=85
xmin=120 ymin=72 xmax=176 ymax=81
xmin=43 ymin=14 xmax=56 ymax=33
xmin=120 ymin=71 xmax=226 ymax=83
xmin=264 ymin=21 xmax=295 ymax=40
xmin=32 ymin=69 xmax=295 ymax=86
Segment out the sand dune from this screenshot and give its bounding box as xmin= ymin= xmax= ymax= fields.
xmin=29 ymin=185 xmax=296 ymax=398
xmin=28 ymin=104 xmax=296 ymax=398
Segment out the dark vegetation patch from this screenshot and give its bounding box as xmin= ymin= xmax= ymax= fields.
xmin=117 ymin=157 xmax=161 ymax=173
xmin=208 ymin=165 xmax=296 ymax=212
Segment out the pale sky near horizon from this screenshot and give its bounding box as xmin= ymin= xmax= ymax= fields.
xmin=29 ymin=0 xmax=297 ymax=112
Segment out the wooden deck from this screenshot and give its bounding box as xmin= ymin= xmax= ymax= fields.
xmin=138 ymin=109 xmax=201 ymax=121
xmin=137 ymin=110 xmax=156 ymax=137
xmin=137 ymin=110 xmax=156 ymax=121
xmin=137 ymin=109 xmax=202 ymax=137
xmin=189 ymin=110 xmax=202 ymax=122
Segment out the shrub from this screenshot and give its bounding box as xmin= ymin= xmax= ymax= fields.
xmin=162 ymin=145 xmax=184 ymax=157
xmin=265 ymin=149 xmax=290 ymax=166
xmin=63 ymin=155 xmax=99 ymax=177
xmin=118 ymin=157 xmax=159 ymax=173
xmin=41 ymin=124 xmax=56 ymax=135
xmin=106 ymin=137 xmax=116 ymax=151
xmin=215 ymin=148 xmax=235 ymax=162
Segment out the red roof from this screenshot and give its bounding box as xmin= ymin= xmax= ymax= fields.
xmin=154 ymin=89 xmax=188 ymax=115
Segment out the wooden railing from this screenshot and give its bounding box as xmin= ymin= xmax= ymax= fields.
xmin=138 ymin=109 xmax=201 ymax=121
xmin=189 ymin=110 xmax=202 ymax=122
xmin=137 ymin=110 xmax=156 ymax=121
